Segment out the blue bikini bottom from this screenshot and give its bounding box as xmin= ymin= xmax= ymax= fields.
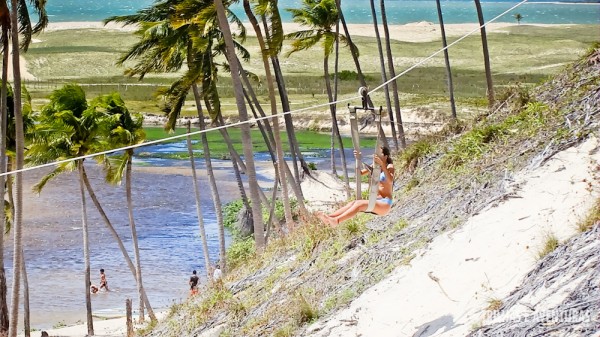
xmin=377 ymin=197 xmax=393 ymax=205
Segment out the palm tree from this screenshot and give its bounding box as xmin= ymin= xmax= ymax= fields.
xmin=368 ymin=0 xmax=395 ymax=146
xmin=5 ymin=1 xmax=46 ymax=334
xmin=0 ymin=2 xmax=11 ymax=333
xmin=215 ymin=0 xmax=266 ymax=250
xmin=96 ymin=93 xmax=150 ymax=322
xmin=436 ymin=0 xmax=457 ymax=119
xmin=253 ymin=1 xmax=309 ymax=186
xmin=29 ymin=86 xmax=158 ymax=330
xmin=474 ymin=0 xmax=494 ymax=110
xmin=336 ymin=0 xmax=371 ymax=104
xmin=514 ymin=13 xmax=523 ymax=25
xmin=286 ymin=0 xmax=353 ymax=193
xmin=2 ymin=84 xmax=35 ymax=336
xmin=244 ymin=0 xmax=294 ymax=228
xmin=379 ymin=0 xmax=406 ymax=149
xmin=106 ymin=0 xmax=253 ymax=256
xmin=27 ymin=84 xmax=96 ymax=335
xmin=7 ymin=0 xmax=24 ymax=333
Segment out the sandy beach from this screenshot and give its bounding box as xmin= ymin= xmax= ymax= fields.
xmin=40 ymin=20 xmax=552 ymax=43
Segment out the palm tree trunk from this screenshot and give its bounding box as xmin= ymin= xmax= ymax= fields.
xmin=192 ymin=85 xmax=227 ymax=273
xmin=185 ymin=122 xmax=212 ymax=278
xmin=244 ymin=1 xmax=293 ymax=228
xmin=125 ymin=154 xmax=146 ymax=322
xmin=262 ymin=16 xmax=308 ymax=184
xmin=215 ymin=114 xmax=250 ymax=210
xmin=80 ymin=166 xmax=156 ymax=321
xmin=215 ymin=0 xmax=265 ymax=250
xmin=20 ymin=249 xmax=30 ymax=337
xmin=380 ymin=0 xmax=406 ymax=149
xmin=369 ymin=0 xmax=394 ymax=146
xmin=0 ymin=21 xmax=11 ymax=335
xmin=333 ymin=1 xmax=352 ymax=199
xmin=474 ymin=0 xmax=495 ymax=110
xmin=270 ymin=57 xmax=310 ymax=181
xmin=78 ymin=163 xmax=94 ymax=336
xmin=338 ymin=1 xmax=373 ymax=108
xmin=436 ymin=0 xmax=457 ymax=119
xmin=8 ymin=0 xmax=25 ymax=334
xmin=324 ymin=53 xmax=351 ymax=195
xmin=238 ymin=62 xmax=307 ymax=215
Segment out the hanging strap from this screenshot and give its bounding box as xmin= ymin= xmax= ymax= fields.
xmin=349 ymin=87 xmax=369 ymax=199
xmin=349 ymin=105 xmax=362 ymax=199
xmin=365 ymin=107 xmax=383 ymax=213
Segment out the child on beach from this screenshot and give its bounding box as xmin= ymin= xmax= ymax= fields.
xmin=99 ymin=269 xmax=109 ymax=291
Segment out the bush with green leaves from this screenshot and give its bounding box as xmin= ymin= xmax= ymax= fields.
xmin=226 ymin=238 xmax=256 ymax=270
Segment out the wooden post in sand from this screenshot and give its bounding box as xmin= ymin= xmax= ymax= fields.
xmin=126 ymin=299 xmax=134 ymax=337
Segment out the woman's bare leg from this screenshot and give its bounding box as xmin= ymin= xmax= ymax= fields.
xmin=332 ymin=201 xmax=391 ymax=225
xmin=328 ymin=200 xmax=357 ymax=217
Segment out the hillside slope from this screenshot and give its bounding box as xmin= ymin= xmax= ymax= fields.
xmin=144 ymin=46 xmax=600 ymax=337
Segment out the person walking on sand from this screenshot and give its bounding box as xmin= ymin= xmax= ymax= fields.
xmin=318 ymin=146 xmax=395 ymax=226
xmin=99 ymin=268 xmax=109 ymax=291
xmin=189 ymin=270 xmax=199 ymax=296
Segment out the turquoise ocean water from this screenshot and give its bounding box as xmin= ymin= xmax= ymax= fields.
xmin=45 ymin=0 xmax=600 ymax=24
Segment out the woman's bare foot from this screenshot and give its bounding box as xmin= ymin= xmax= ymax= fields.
xmin=317 ymin=212 xmax=338 ymax=227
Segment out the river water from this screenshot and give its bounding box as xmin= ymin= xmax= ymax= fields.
xmin=5 ymin=141 xmax=359 ymax=329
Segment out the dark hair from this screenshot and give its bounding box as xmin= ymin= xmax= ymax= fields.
xmin=381 ymin=146 xmax=393 ymax=165
xmin=192 ymin=270 xmax=197 ymax=274
xmin=100 ymin=269 xmax=104 ymax=273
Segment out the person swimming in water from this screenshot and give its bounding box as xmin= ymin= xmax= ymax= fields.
xmin=99 ymin=269 xmax=109 ymax=291
xmin=318 ymin=146 xmax=394 ymax=226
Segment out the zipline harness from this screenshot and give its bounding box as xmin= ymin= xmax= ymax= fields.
xmin=348 ymin=87 xmax=383 ymax=213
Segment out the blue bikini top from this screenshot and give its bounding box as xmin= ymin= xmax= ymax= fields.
xmin=379 ymin=171 xmax=386 ymax=182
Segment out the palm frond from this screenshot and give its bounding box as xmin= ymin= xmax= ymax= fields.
xmin=32 ymin=161 xmax=75 ymax=193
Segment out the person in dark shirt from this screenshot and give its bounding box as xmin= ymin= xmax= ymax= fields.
xmin=189 ymin=270 xmax=199 ymax=296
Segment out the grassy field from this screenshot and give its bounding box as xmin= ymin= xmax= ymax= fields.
xmin=23 ymin=24 xmax=598 ymax=120
xmin=142 ymin=126 xmax=378 ymax=159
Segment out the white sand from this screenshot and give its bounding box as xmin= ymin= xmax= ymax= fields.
xmin=24 ymin=135 xmax=600 ymax=337
xmin=307 ymin=136 xmax=600 ymax=336
xmin=41 ymin=20 xmax=553 ymax=43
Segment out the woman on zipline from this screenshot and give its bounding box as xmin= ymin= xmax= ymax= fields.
xmin=318 ymin=146 xmax=395 ymax=226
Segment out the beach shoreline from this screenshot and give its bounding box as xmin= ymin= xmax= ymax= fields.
xmin=41 ymin=20 xmax=579 ymax=43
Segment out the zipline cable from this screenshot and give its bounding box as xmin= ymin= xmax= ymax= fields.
xmin=0 ymin=0 xmax=530 ymax=178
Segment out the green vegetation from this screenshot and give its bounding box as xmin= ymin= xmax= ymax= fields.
xmin=441 ymin=101 xmax=549 ymax=170
xmin=23 ymin=25 xmax=598 ymax=119
xmin=577 ymin=200 xmax=600 ymax=233
xmin=139 ymin=126 xmax=377 ymax=160
xmin=486 ymin=298 xmax=503 ymax=311
xmin=225 ymin=238 xmax=256 ymax=270
xmin=537 ymin=233 xmax=560 ymax=259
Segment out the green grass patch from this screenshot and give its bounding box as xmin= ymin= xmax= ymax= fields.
xmin=537 ymin=233 xmax=559 ymax=259
xmin=139 ymin=126 xmax=377 ymax=160
xmin=577 ymin=200 xmax=600 ymax=233
xmin=23 ymin=25 xmax=598 ymax=118
xmin=226 ymin=238 xmax=256 ymax=270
